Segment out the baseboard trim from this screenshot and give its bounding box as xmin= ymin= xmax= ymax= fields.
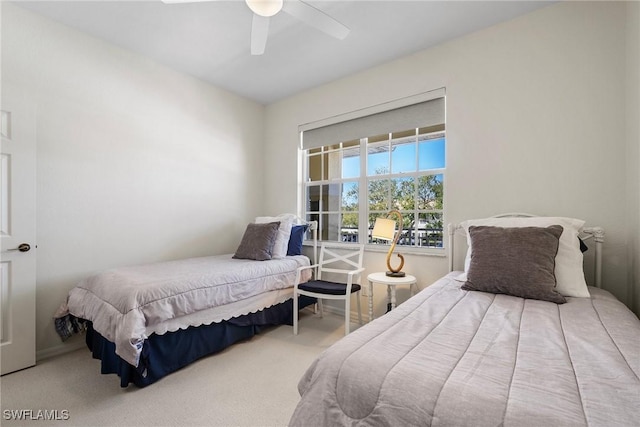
xmin=313 ymin=304 xmax=363 ymax=323
xmin=36 ymin=340 xmax=85 ymax=362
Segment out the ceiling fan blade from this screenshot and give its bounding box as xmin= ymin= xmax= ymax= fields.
xmin=251 ymin=14 xmax=270 ymax=55
xmin=282 ymin=0 xmax=349 ymax=40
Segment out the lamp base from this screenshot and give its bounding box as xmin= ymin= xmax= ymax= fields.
xmin=386 ymin=271 xmax=406 ymax=278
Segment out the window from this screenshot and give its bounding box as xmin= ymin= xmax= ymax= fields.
xmin=300 ymin=91 xmax=445 ymax=250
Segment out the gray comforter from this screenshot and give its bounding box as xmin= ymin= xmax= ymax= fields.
xmin=290 ymin=273 xmax=640 ymax=426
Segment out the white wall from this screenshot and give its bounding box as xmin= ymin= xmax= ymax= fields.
xmin=627 ymin=1 xmax=640 ymax=314
xmin=4 ymin=0 xmax=638 ymax=357
xmin=265 ymin=1 xmax=636 ymax=316
xmin=2 ymin=3 xmax=265 ymax=356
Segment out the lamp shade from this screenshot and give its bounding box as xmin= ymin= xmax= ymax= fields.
xmin=372 ymin=217 xmax=397 ymax=241
xmin=373 ymin=210 xmax=405 ymax=277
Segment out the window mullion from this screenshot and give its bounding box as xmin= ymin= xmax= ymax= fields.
xmin=414 ymin=130 xmax=419 ymax=246
xmin=387 ymin=135 xmax=392 ymax=212
xmin=359 ymin=137 xmax=368 ymax=244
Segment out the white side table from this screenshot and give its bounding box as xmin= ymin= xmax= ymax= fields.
xmin=367 ymin=272 xmax=418 ymax=322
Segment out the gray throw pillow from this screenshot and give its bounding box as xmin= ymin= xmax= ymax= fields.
xmin=461 ymin=225 xmax=566 ymax=304
xmin=233 ymin=222 xmax=281 ymax=261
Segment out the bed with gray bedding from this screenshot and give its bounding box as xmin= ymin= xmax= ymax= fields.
xmin=290 ymin=217 xmax=640 ymax=426
xmin=290 ymin=273 xmax=640 ymax=426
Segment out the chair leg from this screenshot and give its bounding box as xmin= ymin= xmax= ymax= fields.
xmin=317 ymin=299 xmax=324 ymax=318
xmin=356 ymin=291 xmax=363 ymax=325
xmin=293 ymin=292 xmax=299 ymax=335
xmin=344 ymin=296 xmax=351 ymax=335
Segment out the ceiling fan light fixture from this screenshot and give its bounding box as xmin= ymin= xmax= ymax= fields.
xmin=245 ymin=0 xmax=283 ymax=17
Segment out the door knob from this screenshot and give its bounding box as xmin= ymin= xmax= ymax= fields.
xmin=8 ymin=243 xmax=31 ymax=252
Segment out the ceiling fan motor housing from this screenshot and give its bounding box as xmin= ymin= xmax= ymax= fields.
xmin=245 ymin=0 xmax=283 ymax=17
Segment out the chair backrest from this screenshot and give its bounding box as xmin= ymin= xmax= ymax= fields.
xmin=316 ymin=243 xmax=364 ymax=282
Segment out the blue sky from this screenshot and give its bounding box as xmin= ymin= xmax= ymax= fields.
xmin=342 ymin=137 xmax=445 ymax=178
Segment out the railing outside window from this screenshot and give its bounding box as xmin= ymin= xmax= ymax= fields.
xmin=340 ymin=225 xmax=443 ymax=247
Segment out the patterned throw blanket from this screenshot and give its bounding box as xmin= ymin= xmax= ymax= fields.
xmin=54 ymin=313 xmax=87 ymax=341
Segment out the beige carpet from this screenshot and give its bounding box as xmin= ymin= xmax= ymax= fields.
xmin=1 ymin=310 xmax=354 ymax=427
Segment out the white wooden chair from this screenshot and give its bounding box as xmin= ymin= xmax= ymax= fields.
xmin=293 ymin=243 xmax=365 ymax=336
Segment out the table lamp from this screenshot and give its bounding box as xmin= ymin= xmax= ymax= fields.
xmin=372 ymin=210 xmax=405 ymax=277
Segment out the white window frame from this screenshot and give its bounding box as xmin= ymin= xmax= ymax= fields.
xmin=298 ymin=89 xmax=446 ymax=255
xmin=300 ymin=130 xmax=445 ymax=255
xmin=364 ymin=129 xmax=445 ymax=251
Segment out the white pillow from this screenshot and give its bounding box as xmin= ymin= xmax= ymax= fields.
xmin=255 ymin=214 xmax=296 ymax=259
xmin=456 ymin=216 xmax=590 ymax=298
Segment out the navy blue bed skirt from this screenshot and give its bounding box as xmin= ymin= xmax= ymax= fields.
xmin=85 ymin=296 xmax=315 ymax=387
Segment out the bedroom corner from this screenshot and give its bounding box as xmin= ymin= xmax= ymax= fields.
xmin=1 ymin=2 xmax=267 ymax=361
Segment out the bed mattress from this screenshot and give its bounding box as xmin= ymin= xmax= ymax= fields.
xmin=290 ymin=273 xmax=640 ymax=426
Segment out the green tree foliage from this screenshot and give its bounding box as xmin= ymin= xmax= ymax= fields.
xmin=342 ymin=167 xmax=444 ymax=244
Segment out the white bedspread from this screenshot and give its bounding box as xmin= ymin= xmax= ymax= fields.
xmin=62 ymin=254 xmax=311 ymax=366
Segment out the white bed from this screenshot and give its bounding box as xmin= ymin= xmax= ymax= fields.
xmin=290 ymin=215 xmax=640 ymax=426
xmin=59 ymin=254 xmax=312 ymax=366
xmin=55 ymin=216 xmax=317 ymax=387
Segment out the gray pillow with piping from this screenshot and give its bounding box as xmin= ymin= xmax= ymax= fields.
xmin=233 ymin=221 xmax=281 ymax=261
xmin=462 ymin=225 xmax=566 ymax=304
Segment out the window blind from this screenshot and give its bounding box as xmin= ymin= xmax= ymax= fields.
xmin=300 ymin=89 xmax=445 ymax=151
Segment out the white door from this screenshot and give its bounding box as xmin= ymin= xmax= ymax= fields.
xmin=0 ymin=83 xmax=37 ymax=375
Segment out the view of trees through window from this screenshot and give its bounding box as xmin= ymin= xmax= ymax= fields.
xmin=304 ymin=126 xmax=445 ymax=248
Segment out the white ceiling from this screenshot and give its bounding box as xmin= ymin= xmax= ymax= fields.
xmin=13 ymin=1 xmax=553 ymax=105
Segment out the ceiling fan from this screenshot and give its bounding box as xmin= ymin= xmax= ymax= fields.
xmin=161 ymin=0 xmax=350 ymax=55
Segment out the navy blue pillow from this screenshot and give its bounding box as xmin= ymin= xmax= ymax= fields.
xmin=578 ymin=237 xmax=588 ymax=253
xmin=287 ymin=224 xmax=309 ymax=256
